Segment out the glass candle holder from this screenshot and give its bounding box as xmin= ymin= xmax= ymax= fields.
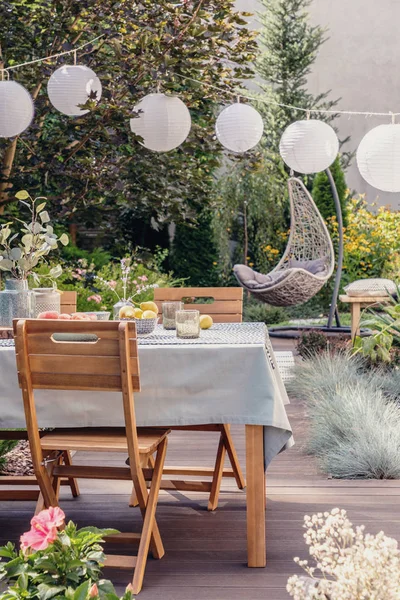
xmin=162 ymin=301 xmax=183 ymax=330
xmin=175 ymin=310 xmax=200 ymax=339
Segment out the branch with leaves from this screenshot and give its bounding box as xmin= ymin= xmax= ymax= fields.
xmin=0 ymin=191 xmax=68 ymax=281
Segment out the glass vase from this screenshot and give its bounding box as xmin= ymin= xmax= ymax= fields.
xmin=0 ymin=279 xmax=35 ymax=327
xmin=113 ymin=299 xmax=134 ymax=320
xmin=32 ymin=287 xmax=61 ymax=317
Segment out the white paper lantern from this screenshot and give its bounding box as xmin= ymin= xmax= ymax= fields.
xmin=357 ymin=124 xmax=400 ymax=192
xmin=215 ymin=103 xmax=264 ymax=152
xmin=47 ymin=65 xmax=102 ymax=116
xmin=279 ymin=119 xmax=339 ymax=174
xmin=0 ymin=81 xmax=34 ymax=138
xmin=130 ymin=93 xmax=191 ymax=152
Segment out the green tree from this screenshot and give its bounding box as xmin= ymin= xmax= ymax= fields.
xmin=256 ymin=0 xmax=338 ymax=139
xmin=213 ymin=0 xmax=345 ymax=282
xmin=170 ymin=208 xmax=220 ymax=286
xmin=0 ymin=0 xmax=257 ymax=231
xmin=312 ymin=156 xmax=348 ymax=224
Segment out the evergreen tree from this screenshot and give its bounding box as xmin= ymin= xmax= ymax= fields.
xmin=256 ymin=0 xmax=338 ymax=139
xmin=312 ymin=156 xmax=348 ymax=224
xmin=170 ymin=209 xmax=220 ymax=287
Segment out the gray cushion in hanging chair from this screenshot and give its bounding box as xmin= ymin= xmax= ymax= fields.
xmin=232 ymin=178 xmax=335 ymax=307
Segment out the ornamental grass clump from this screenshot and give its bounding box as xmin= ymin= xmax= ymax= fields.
xmin=287 ymin=508 xmax=400 ymax=599
xmin=289 ymin=352 xmax=400 ymax=478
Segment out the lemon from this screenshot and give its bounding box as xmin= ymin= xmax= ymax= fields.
xmin=134 ymin=308 xmax=143 ymax=319
xmin=140 ymin=301 xmax=158 ymax=314
xmin=200 ymin=315 xmax=213 ymax=329
xmin=142 ymin=310 xmax=157 ymax=319
xmin=119 ymin=306 xmax=136 ymax=319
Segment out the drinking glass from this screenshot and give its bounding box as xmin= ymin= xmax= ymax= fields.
xmin=175 ymin=310 xmax=200 ymax=339
xmin=162 ymin=301 xmax=183 ymax=330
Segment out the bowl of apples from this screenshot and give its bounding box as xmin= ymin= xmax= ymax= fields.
xmin=118 ymin=302 xmax=159 ymax=335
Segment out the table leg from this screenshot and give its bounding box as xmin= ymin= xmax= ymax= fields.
xmin=350 ymin=302 xmax=361 ymax=341
xmin=245 ymin=425 xmax=266 ymax=567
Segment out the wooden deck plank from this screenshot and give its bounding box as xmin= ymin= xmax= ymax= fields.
xmin=1 ymin=338 xmax=399 ymax=597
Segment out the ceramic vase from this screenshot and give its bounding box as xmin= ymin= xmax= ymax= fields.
xmin=0 ymin=279 xmax=35 ymax=327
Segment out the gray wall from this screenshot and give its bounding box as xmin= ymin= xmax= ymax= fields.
xmin=236 ymin=0 xmax=400 ymax=209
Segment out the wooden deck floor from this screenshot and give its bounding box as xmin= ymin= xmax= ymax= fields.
xmin=1 ymin=341 xmax=399 ymax=599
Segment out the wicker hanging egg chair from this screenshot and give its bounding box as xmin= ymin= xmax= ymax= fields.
xmin=234 ymin=177 xmax=335 ymax=307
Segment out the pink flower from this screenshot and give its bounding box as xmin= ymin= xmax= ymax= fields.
xmin=87 ymin=294 xmax=102 ymax=304
xmin=20 ymin=507 xmax=65 ymax=553
xmin=132 ymin=280 xmax=137 ymax=285
xmin=139 ymin=275 xmax=148 ymax=282
xmin=109 ymin=280 xmax=117 ymax=289
xmin=89 ymin=584 xmax=99 ymax=598
xmin=33 ymin=506 xmax=65 ymax=528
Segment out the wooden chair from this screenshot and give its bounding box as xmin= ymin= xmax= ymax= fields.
xmin=14 ymin=319 xmax=169 ymax=594
xmin=154 ymin=286 xmax=243 ymax=323
xmin=141 ymin=287 xmax=246 ymax=511
xmin=60 ymin=291 xmax=77 ymax=314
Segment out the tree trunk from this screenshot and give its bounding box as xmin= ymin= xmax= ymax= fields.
xmin=0 ymin=140 xmax=18 ymax=215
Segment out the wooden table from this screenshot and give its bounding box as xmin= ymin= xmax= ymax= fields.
xmin=339 ymin=294 xmax=389 ymax=340
xmin=0 ymin=323 xmax=292 ymax=568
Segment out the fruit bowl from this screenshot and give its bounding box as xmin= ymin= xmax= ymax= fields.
xmin=120 ymin=317 xmax=159 ymax=336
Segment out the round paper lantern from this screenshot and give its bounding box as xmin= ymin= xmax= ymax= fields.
xmin=130 ymin=93 xmax=191 ymax=152
xmin=279 ymin=119 xmax=339 ymax=174
xmin=357 ymin=124 xmax=400 ymax=192
xmin=47 ymin=65 xmax=102 ymax=116
xmin=215 ymin=103 xmax=264 ymax=152
xmin=0 ymin=81 xmax=34 ymax=138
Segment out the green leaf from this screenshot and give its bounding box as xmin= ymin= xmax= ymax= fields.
xmin=40 ymin=211 xmax=50 ymax=224
xmin=15 ymin=190 xmax=29 ymax=200
xmin=37 ymin=583 xmax=66 ymax=600
xmin=73 ymin=579 xmax=90 ymax=600
xmin=59 ymin=233 xmax=69 ymax=246
xmin=36 ymin=202 xmax=46 ymax=213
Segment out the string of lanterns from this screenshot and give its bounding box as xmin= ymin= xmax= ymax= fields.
xmin=1 ymin=39 xmax=400 ymax=192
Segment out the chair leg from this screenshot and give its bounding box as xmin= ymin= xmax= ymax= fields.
xmin=221 ymin=425 xmax=246 ymax=490
xmin=208 ymin=435 xmax=226 ymax=511
xmin=34 ymin=455 xmax=59 ymax=509
xmin=132 ymin=439 xmax=168 ymax=595
xmin=129 ymin=454 xmax=155 ymax=507
xmin=62 ymin=451 xmax=80 ymax=497
xmin=208 ymin=425 xmax=246 ymax=511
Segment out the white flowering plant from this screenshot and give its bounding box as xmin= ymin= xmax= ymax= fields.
xmin=287 ymin=508 xmax=400 ymax=599
xmin=0 ymin=191 xmax=68 ymax=282
xmin=95 ymin=257 xmax=158 ymax=305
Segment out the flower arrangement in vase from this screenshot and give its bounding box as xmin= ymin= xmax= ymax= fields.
xmin=0 ymin=190 xmax=68 ymax=326
xmin=96 ymin=257 xmax=158 ymax=320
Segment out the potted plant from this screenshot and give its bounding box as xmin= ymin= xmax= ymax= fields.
xmin=0 ymin=190 xmax=68 ymax=327
xmin=0 ymin=506 xmax=135 ymax=600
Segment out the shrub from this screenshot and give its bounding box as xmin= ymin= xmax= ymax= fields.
xmin=0 ymin=507 xmax=131 ymax=600
xmin=328 ymin=196 xmax=400 ymax=287
xmin=289 ymin=352 xmax=400 ymax=478
xmin=287 ymin=508 xmax=400 ymax=599
xmin=312 ymin=156 xmax=348 ymax=224
xmin=243 ymin=300 xmax=287 ymax=325
xmin=296 ymin=330 xmax=350 ymax=359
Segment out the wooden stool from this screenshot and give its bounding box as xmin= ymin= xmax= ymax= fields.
xmin=339 ymin=294 xmax=390 ymax=340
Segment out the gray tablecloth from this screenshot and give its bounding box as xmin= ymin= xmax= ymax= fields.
xmin=0 ymin=323 xmax=293 ymax=467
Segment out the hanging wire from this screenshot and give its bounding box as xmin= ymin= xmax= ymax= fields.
xmin=172 ymin=72 xmax=400 ymax=119
xmin=1 ymin=36 xmax=400 ymax=120
xmin=2 ymin=34 xmax=104 ymax=73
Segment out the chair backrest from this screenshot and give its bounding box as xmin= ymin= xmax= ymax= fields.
xmin=13 ymin=319 xmax=142 ymax=469
xmin=60 ymin=291 xmax=77 ymax=314
xmin=277 ymin=177 xmax=335 ymax=274
xmin=153 ymin=287 xmax=243 ymax=323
